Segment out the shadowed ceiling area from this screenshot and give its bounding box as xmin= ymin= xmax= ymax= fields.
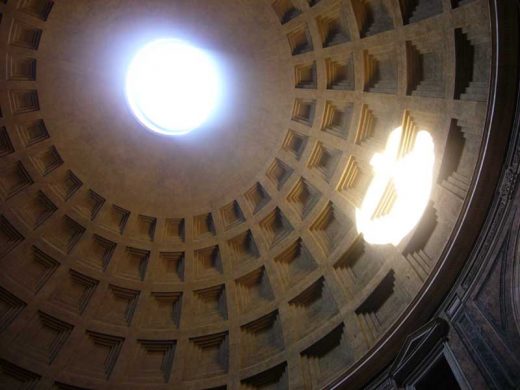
xmin=0 ymin=0 xmax=499 ymax=389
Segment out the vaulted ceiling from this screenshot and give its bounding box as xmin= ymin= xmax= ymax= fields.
xmin=0 ymin=0 xmax=496 ymax=389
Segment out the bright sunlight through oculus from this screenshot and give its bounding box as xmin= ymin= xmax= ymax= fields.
xmin=126 ymin=39 xmax=221 ymax=136
xmin=356 ymin=127 xmax=435 ymax=246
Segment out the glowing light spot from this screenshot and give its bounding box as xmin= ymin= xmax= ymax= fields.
xmin=356 ymin=127 xmax=435 ymax=245
xmin=125 ymin=39 xmax=221 ymax=136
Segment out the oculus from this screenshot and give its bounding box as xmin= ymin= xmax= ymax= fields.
xmin=125 ymin=39 xmax=221 ymax=136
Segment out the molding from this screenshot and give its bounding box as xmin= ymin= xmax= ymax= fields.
xmin=389 ymin=318 xmax=449 ymax=385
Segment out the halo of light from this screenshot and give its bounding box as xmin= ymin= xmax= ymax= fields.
xmin=125 ymin=38 xmax=221 ymax=136
xmin=356 ymin=127 xmax=435 ymax=246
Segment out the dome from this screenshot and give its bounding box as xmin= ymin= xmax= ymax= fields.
xmin=0 ymin=0 xmax=518 ymax=389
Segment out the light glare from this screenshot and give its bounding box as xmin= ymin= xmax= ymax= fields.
xmin=356 ymin=127 xmax=435 ymax=246
xmin=126 ymin=39 xmax=221 ymax=135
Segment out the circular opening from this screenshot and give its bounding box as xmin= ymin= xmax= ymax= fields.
xmin=125 ymin=39 xmax=221 ymax=136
